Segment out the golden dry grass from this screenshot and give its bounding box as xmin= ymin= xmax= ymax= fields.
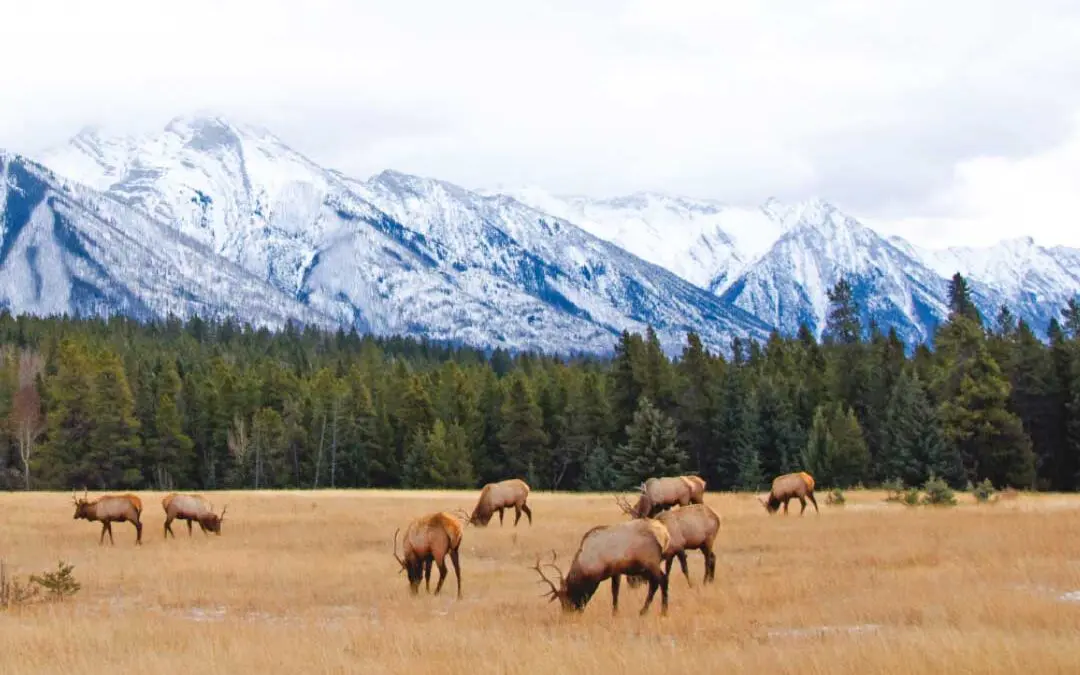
xmin=2 ymin=488 xmax=1080 ymax=674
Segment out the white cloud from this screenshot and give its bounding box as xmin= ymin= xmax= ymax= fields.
xmin=2 ymin=0 xmax=1080 ymax=248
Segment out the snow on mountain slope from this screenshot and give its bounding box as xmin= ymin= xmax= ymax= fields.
xmin=32 ymin=117 xmax=771 ymax=355
xmin=493 ymin=187 xmax=787 ymax=292
xmin=347 ymin=171 xmax=772 ymax=353
xmin=903 ymin=236 xmax=1080 ymax=330
xmin=0 ymin=152 xmax=334 ymax=328
xmin=717 ymin=198 xmax=1009 ymax=345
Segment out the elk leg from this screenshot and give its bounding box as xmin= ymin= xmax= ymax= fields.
xmin=134 ymin=520 xmax=142 ymax=545
xmin=782 ymin=499 xmax=789 ymax=515
xmin=703 ymin=549 xmax=716 ymax=583
xmin=513 ymin=506 xmax=522 ymax=526
xmin=450 ymin=548 xmax=462 ymax=599
xmin=798 ymin=496 xmax=807 ymax=515
xmin=639 ymin=570 xmax=659 ymax=616
xmin=164 ymin=516 xmax=174 ymax=539
xmin=433 ymin=557 xmax=448 ymax=596
xmin=808 ymin=492 xmax=820 ymax=513
xmin=676 ymin=551 xmax=691 ymax=587
xmin=106 ymin=522 xmax=115 ymax=546
xmin=99 ymin=522 xmax=108 ymax=545
xmin=610 ymin=574 xmax=621 ymax=614
xmin=498 ymin=508 xmax=505 ymax=526
xmin=521 ymin=502 xmax=533 ymax=525
xmin=424 ymin=559 xmax=433 ymax=592
xmin=187 ymin=519 xmax=193 ymax=536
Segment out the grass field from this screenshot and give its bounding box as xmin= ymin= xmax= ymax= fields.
xmin=2 ymin=488 xmax=1080 ymax=674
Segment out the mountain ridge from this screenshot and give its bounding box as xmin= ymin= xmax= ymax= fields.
xmin=11 ymin=114 xmax=1079 ymax=355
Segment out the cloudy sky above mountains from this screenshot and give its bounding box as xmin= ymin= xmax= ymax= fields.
xmin=2 ymin=0 xmax=1079 ymax=249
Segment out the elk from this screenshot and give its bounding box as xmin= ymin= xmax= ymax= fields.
xmin=71 ymin=489 xmax=143 ymax=546
xmin=393 ymin=511 xmax=464 ymax=599
xmin=468 ymin=478 xmax=533 ymax=527
xmin=617 ymin=475 xmax=706 ymax=519
xmin=616 ymin=501 xmax=721 ymax=588
xmin=531 ymin=518 xmax=671 ymax=617
xmin=162 ymin=493 xmax=227 ymax=538
xmin=759 ymin=471 xmax=819 ymax=515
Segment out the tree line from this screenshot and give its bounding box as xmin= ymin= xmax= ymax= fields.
xmin=0 ymin=272 xmax=1078 ymax=494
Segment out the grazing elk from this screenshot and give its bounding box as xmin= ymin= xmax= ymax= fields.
xmin=616 ymin=501 xmax=721 ymax=588
xmin=162 ymin=493 xmax=227 ymax=538
xmin=468 ymin=478 xmax=533 ymax=527
xmin=71 ymin=489 xmax=144 ymax=546
xmin=393 ymin=511 xmax=465 ymax=599
xmin=531 ymin=518 xmax=671 ymax=617
xmin=619 ymin=475 xmax=706 ymax=519
xmin=759 ymin=471 xmax=819 ymax=515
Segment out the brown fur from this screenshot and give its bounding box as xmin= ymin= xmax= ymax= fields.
xmin=162 ymin=493 xmax=227 ymax=538
xmin=71 ymin=490 xmax=143 ymax=546
xmin=617 ymin=475 xmax=706 ymax=518
xmin=393 ymin=512 xmax=465 ymax=599
xmin=532 ymin=519 xmax=671 ymax=617
xmin=759 ymin=471 xmax=818 ymax=515
xmin=625 ymin=503 xmax=721 ymax=589
xmin=468 ymin=478 xmax=532 ymax=527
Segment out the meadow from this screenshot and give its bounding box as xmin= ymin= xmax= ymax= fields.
xmin=2 ymin=488 xmax=1080 ymax=674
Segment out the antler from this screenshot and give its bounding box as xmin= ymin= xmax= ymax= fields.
xmin=614 ymin=494 xmax=635 ymax=516
xmin=451 ymin=508 xmax=471 ymax=525
xmin=219 ymin=505 xmax=228 ymax=521
xmin=392 ymin=527 xmax=405 ymax=572
xmin=531 ymin=550 xmax=562 ymax=601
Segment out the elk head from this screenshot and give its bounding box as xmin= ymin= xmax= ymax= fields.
xmin=393 ymin=527 xmax=423 ymax=593
xmin=71 ymin=488 xmax=89 ymax=519
xmin=758 ymin=494 xmax=779 ymax=514
xmin=532 ymin=550 xmax=576 ymax=612
xmin=202 ymin=505 xmax=227 ymax=535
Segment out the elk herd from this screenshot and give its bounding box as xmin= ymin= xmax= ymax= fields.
xmin=68 ymin=471 xmax=819 ymax=619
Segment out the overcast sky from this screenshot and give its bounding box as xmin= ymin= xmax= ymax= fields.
xmin=3 ymin=0 xmax=1080 ymax=249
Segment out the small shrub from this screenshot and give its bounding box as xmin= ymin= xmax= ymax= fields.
xmin=826 ymin=488 xmax=846 ymax=506
xmin=921 ymin=474 xmax=957 ymax=506
xmin=882 ymin=477 xmax=905 ymax=502
xmin=1 ymin=560 xmax=40 ymax=610
xmin=972 ymin=478 xmax=997 ymax=504
xmin=29 ymin=561 xmax=81 ymax=602
xmin=902 ymin=488 xmax=922 ymax=506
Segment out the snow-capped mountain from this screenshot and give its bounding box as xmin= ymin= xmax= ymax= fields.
xmin=497 ymin=187 xmax=787 ymax=292
xmin=896 ymin=236 xmax=1080 ymax=332
xmin=15 ymin=114 xmax=1079 ymax=354
xmin=0 ymin=152 xmax=334 ymax=328
xmin=496 ymin=185 xmax=1080 ymax=342
xmin=29 ymin=116 xmax=771 ymax=355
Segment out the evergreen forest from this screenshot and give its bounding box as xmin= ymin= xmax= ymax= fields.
xmin=1 ymin=273 xmax=1078 ymax=495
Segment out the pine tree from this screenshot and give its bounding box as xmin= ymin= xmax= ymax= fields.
xmin=148 ymin=360 xmax=194 ymax=489
xmin=824 ymin=277 xmax=861 ymax=345
xmin=676 ymin=332 xmax=720 ymax=481
xmin=880 ymin=370 xmax=959 ymax=486
xmin=612 ymin=397 xmax=687 ymax=488
xmin=754 ymin=377 xmax=802 ymax=480
xmin=497 ymin=374 xmax=549 ymax=482
xmin=88 ymin=349 xmax=142 ymax=488
xmin=947 ymin=272 xmax=982 ymax=325
xmin=828 ymin=405 xmax=871 ymax=488
xmin=609 ymin=330 xmax=647 ymax=446
xmin=713 ymin=365 xmax=758 ymax=489
xmin=936 ymin=317 xmax=1036 ymax=488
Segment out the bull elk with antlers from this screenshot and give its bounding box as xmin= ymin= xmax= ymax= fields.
xmin=759 ymin=471 xmax=819 ymax=515
xmin=532 ymin=518 xmax=671 ymax=616
xmin=468 ymin=478 xmax=532 ymax=527
xmin=393 ymin=512 xmax=465 ymax=599
xmin=617 ymin=475 xmax=706 ymax=519
xmin=71 ymin=489 xmax=143 ymax=546
xmin=615 ymin=500 xmax=721 ymax=588
xmin=162 ymin=493 xmax=227 ymax=538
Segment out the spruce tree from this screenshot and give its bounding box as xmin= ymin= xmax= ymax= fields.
xmin=881 ymin=370 xmax=959 ymax=487
xmin=88 ymin=349 xmax=142 ymax=488
xmin=497 ymin=374 xmax=549 ymax=483
xmin=612 ymin=397 xmax=687 ymax=489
